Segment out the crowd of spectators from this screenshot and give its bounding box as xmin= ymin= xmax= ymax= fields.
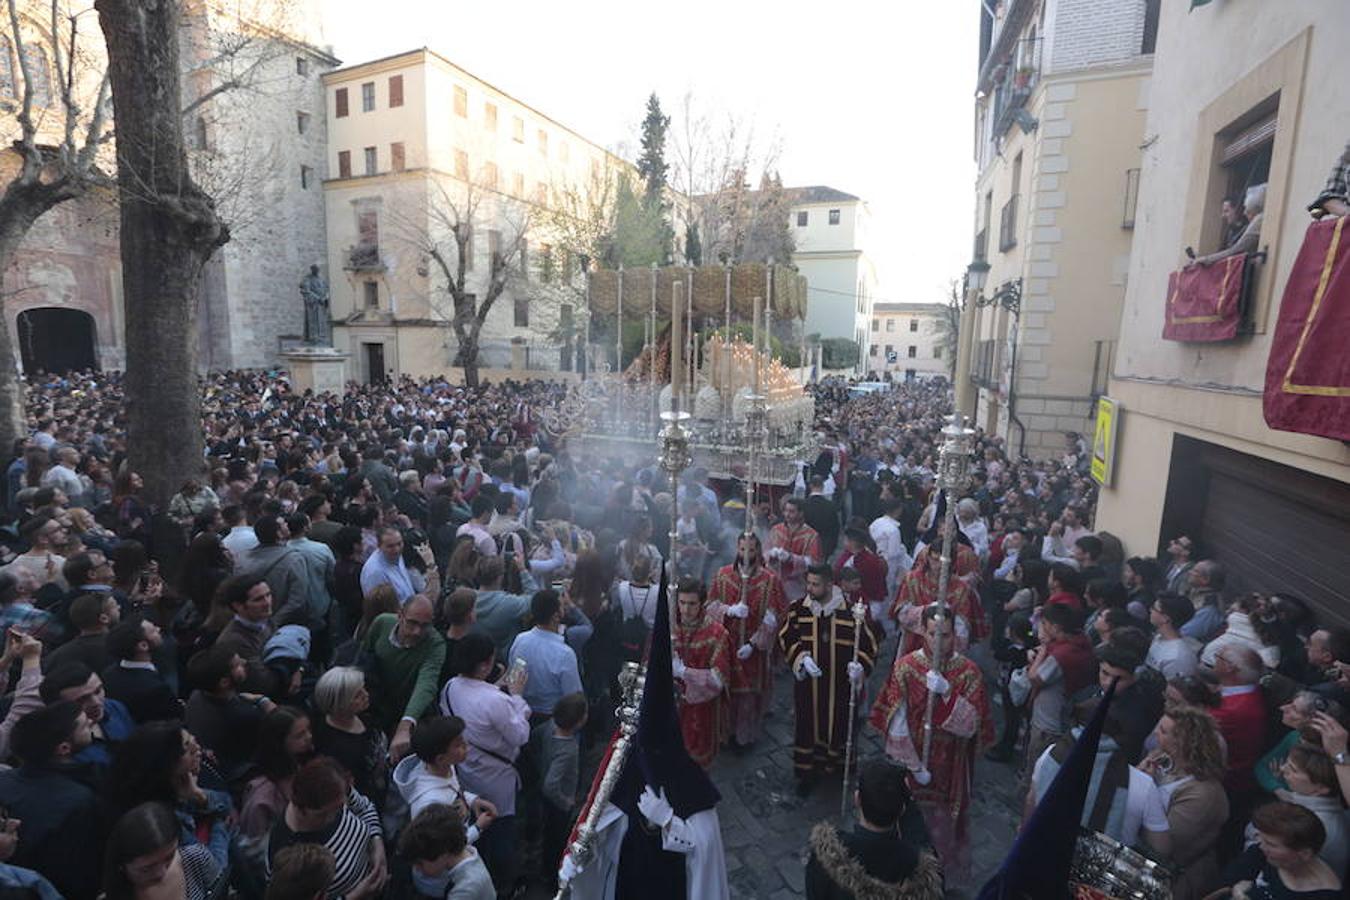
xmin=0 ymin=368 xmax=1345 ymax=900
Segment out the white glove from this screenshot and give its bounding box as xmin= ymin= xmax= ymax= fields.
xmin=671 ymin=655 xmax=686 ymax=679
xmin=727 ymin=602 xmax=750 ymax=619
xmin=768 ymin=547 xmax=788 ymax=561
xmin=802 ymin=655 xmax=823 ymax=678
xmin=763 ymin=610 xmax=778 ymax=630
xmin=926 ymin=670 xmax=951 ymax=696
xmin=911 ymin=767 xmax=933 ymax=786
xmin=559 ymin=854 xmax=580 ymax=883
xmin=737 ymin=643 xmax=754 ymax=660
xmin=637 ymin=786 xmax=674 ymax=828
xmin=847 ymin=661 xmax=864 ymax=683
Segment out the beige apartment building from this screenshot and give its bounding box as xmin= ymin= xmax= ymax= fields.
xmin=866 ymin=302 xmax=951 ymax=381
xmin=1094 ymin=1 xmax=1350 ymax=621
xmin=790 ymin=186 xmax=876 ymax=364
xmin=956 ymin=0 xmax=1155 ymax=459
xmin=322 ymin=48 xmax=623 ymax=382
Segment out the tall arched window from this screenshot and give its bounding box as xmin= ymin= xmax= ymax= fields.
xmin=20 ymin=42 xmax=51 ymax=107
xmin=0 ymin=36 xmax=15 ymax=99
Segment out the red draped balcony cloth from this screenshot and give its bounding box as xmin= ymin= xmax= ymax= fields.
xmin=1163 ymin=253 xmax=1248 ymax=342
xmin=1264 ymin=216 xmax=1350 ymax=442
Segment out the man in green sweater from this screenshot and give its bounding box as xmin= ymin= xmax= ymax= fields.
xmin=360 ymin=594 xmax=446 ymax=762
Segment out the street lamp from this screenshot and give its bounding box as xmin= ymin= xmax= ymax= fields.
xmin=964 ymin=260 xmax=990 ymax=302
xmin=975 ymin=278 xmax=1023 ymax=318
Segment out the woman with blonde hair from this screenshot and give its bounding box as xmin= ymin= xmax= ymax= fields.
xmin=1140 ymin=706 xmax=1229 ymax=899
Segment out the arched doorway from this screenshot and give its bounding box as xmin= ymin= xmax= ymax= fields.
xmin=16 ymin=308 xmax=98 ymax=373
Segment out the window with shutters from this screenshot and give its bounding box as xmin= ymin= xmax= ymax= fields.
xmin=20 ymin=44 xmax=50 ymax=106
xmin=455 ymin=150 xmax=468 ymax=179
xmin=512 ymin=172 xmax=524 ymax=196
xmin=0 ymin=36 xmax=14 ymax=99
xmin=363 ymin=281 xmax=379 ymax=309
xmin=389 ymin=75 xmax=403 ymax=108
xmin=454 ymin=85 xmax=468 ymax=117
xmin=363 ymin=146 xmax=377 ymax=175
xmin=488 ymin=230 xmax=501 ymax=269
xmin=337 ymin=150 xmax=351 ymax=178
xmin=335 ymin=87 xmax=348 ymax=118
xmin=390 ymin=142 xmax=405 ymax=172
xmin=885 ymin=319 xmax=895 ymax=332
xmin=796 ymin=211 xmax=808 ymax=227
xmin=1141 ymin=0 xmax=1161 ymax=54
xmin=540 ymin=244 xmax=554 ymax=283
xmin=361 ymin=82 xmax=375 ymax=112
xmin=909 ymin=319 xmax=918 ymax=332
xmin=296 ymin=57 xmax=309 ymax=77
xmin=483 ymin=162 xmax=499 ymax=190
xmin=907 ymin=345 xmax=917 ymax=359
xmin=869 ymin=344 xmax=878 ymax=357
xmin=358 ymin=211 xmax=379 ymax=250
xmin=485 ymin=102 xmax=497 ymax=131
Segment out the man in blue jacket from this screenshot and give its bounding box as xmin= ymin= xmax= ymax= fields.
xmin=40 ymin=662 xmax=134 ymax=770
xmin=0 ymin=701 xmax=101 ymax=900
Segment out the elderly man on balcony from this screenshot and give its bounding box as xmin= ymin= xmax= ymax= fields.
xmin=1189 ymin=184 xmax=1265 ymax=266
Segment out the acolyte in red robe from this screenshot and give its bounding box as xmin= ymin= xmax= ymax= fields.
xmin=891 ymin=563 xmax=989 ymax=655
xmin=707 ymin=562 xmax=787 ymax=746
xmin=835 ymin=548 xmax=888 ymax=605
xmin=869 ymin=648 xmax=994 ymax=886
xmin=768 ymin=522 xmax=822 ymax=602
xmin=673 ymin=615 xmax=732 ymax=769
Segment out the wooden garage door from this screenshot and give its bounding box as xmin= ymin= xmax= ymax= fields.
xmin=1199 ymin=448 xmax=1350 ymax=629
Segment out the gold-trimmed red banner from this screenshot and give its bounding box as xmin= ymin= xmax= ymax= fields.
xmin=1264 ymin=216 xmax=1350 ymax=441
xmin=1162 ymin=254 xmax=1247 ymax=342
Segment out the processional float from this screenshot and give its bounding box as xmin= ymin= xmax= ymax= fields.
xmin=552 ymin=264 xmax=816 ymax=898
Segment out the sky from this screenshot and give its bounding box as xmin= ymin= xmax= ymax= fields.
xmin=319 ymin=0 xmax=978 ymax=309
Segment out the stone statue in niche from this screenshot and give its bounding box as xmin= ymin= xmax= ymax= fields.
xmin=300 ymin=264 xmax=331 ymax=346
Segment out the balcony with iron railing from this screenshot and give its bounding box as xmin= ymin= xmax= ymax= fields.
xmin=345 ymin=243 xmax=386 ymax=273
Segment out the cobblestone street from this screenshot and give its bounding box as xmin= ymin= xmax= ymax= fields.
xmin=707 ymin=642 xmax=1022 ymax=900
xmin=535 ymin=639 xmax=1023 ymax=899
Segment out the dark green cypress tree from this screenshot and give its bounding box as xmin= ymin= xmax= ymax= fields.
xmin=637 ymin=92 xmax=670 ymax=204
xmin=636 ymin=93 xmax=674 ymax=263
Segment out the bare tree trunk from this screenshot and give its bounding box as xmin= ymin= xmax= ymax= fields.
xmin=96 ymin=0 xmax=228 ymax=509
xmin=454 ymin=334 xmax=481 ymax=388
xmin=0 ymin=210 xmax=53 ymax=457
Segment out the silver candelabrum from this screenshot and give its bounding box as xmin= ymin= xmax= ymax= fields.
xmin=918 ymin=412 xmax=977 ymax=774
xmin=554 ymin=662 xmax=646 ymax=899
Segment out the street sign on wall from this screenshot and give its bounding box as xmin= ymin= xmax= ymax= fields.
xmin=1091 ymin=396 xmax=1121 ymax=486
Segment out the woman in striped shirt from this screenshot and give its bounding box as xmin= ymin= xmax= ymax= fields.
xmin=267 ymin=758 xmax=387 ymax=900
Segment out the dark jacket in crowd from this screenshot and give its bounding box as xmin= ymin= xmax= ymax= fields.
xmin=805 ymin=819 xmax=944 ymax=900
xmin=101 ymin=662 xmax=183 ymax=724
xmin=0 ymin=763 xmax=102 ymax=900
